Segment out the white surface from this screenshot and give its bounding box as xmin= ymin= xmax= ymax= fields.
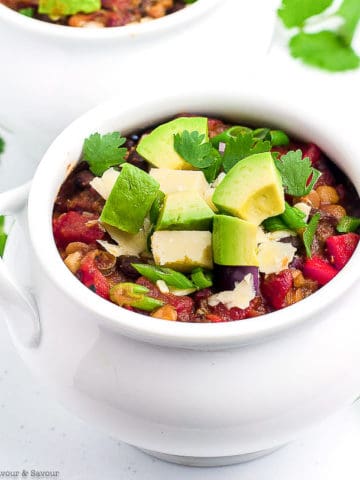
xmin=1 ymin=1 xmax=360 ymax=478
xmin=1 ymin=315 xmax=360 ymax=479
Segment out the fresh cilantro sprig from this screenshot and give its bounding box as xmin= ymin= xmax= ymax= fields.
xmin=222 ymin=134 xmax=271 ymax=173
xmin=303 ymin=213 xmax=321 ymax=257
xmin=0 ymin=137 xmax=4 ymax=155
xmin=173 ymin=131 xmax=214 ymax=168
xmin=0 ymin=216 xmax=8 ymax=258
xmin=174 ymin=129 xmax=272 ymax=181
xmin=278 ymin=0 xmax=360 ymax=72
xmin=274 ymin=150 xmax=321 ymax=197
xmin=83 ymin=132 xmax=127 ymax=176
xmin=173 ymin=130 xmax=221 ymax=182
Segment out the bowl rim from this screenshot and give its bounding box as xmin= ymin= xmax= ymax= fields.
xmin=0 ymin=0 xmax=222 ymax=41
xmin=27 ymin=90 xmax=360 ymax=349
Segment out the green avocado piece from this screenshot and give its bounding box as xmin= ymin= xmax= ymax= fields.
xmin=100 ymin=163 xmax=159 ymax=234
xmin=212 ymin=152 xmax=285 ymax=225
xmin=212 ymin=215 xmax=259 ymax=266
xmin=156 ymin=191 xmax=214 ymax=231
xmin=136 ymin=117 xmax=208 ymax=170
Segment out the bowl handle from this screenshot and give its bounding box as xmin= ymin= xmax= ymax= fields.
xmin=0 ymin=181 xmax=41 ymax=348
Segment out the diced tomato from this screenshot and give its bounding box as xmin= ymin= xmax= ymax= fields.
xmin=78 ymin=252 xmax=110 ymax=299
xmin=207 ymin=118 xmax=228 ymax=137
xmin=326 ymin=233 xmax=360 ymax=270
xmin=53 ymin=211 xmax=104 ymax=248
xmin=205 ymin=314 xmax=224 ymax=323
xmin=261 ymin=269 xmax=293 ymax=310
xmin=303 ymin=256 xmax=337 ymax=286
xmin=209 ymin=302 xmax=246 ymax=322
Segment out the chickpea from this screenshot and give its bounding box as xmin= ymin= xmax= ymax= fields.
xmin=64 ymin=251 xmax=83 ymax=274
xmin=151 ymin=304 xmax=177 ymax=321
xmin=147 ymin=3 xmax=166 ymax=18
xmin=292 ymin=270 xmax=306 ymax=288
xmin=68 ymin=14 xmax=105 ymax=27
xmin=299 ymin=190 xmax=320 ymax=209
xmin=320 ymin=204 xmax=346 ymax=220
xmin=65 ymin=242 xmax=89 ymax=256
xmin=316 ymin=185 xmax=340 ymax=205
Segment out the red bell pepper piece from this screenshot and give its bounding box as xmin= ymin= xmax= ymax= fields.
xmin=79 ymin=252 xmax=110 ymax=300
xmin=326 ymin=233 xmax=360 ymax=270
xmin=53 ymin=211 xmax=104 ymax=248
xmin=303 ymin=256 xmax=337 ymax=286
xmin=261 ymin=269 xmax=293 ymax=310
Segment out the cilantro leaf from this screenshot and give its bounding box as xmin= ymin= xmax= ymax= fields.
xmin=290 ymin=31 xmax=360 ymax=72
xmin=338 ymin=0 xmax=360 ymax=44
xmin=39 ymin=0 xmax=100 ymax=16
xmin=83 ymin=132 xmax=127 ymax=177
xmin=275 ymin=150 xmax=321 ymax=197
xmin=173 ymin=131 xmax=214 ymax=168
xmin=0 ymin=137 xmax=4 ymax=155
xmin=278 ymin=0 xmax=332 ymax=28
xmin=0 ymin=216 xmax=7 ymax=257
xmin=303 ymin=213 xmax=321 ymax=257
xmin=222 ymin=134 xmax=271 ymax=173
xmin=202 ymin=149 xmax=222 ymax=183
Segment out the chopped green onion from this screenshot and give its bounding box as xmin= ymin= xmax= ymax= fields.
xmin=132 ymin=263 xmax=194 ymax=289
xmin=253 ymin=128 xmax=271 ymax=141
xmin=210 ymin=126 xmax=252 ymax=148
xmin=262 ymin=202 xmax=306 ymax=232
xmin=303 ymin=213 xmax=321 ymax=257
xmin=336 ymin=215 xmax=360 ymax=233
xmin=109 ymin=282 xmax=164 ymax=312
xmin=19 ymin=7 xmax=35 ymax=16
xmin=262 ymin=216 xmax=289 ymax=232
xmin=270 ymin=130 xmax=290 ymax=146
xmin=281 ymin=202 xmax=307 ymax=230
xmin=191 ymin=268 xmax=213 ymax=289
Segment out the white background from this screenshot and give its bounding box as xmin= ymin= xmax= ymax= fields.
xmin=1 ymin=0 xmax=360 ymax=478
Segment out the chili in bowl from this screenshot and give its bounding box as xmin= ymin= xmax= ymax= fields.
xmin=52 ymin=115 xmax=359 ymax=323
xmin=0 ymin=0 xmax=197 ymax=28
xmin=1 ymin=92 xmax=360 ymax=466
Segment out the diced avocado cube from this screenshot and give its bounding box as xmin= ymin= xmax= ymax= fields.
xmin=151 ymin=230 xmax=213 ymax=272
xmin=137 ymin=117 xmax=208 ymax=170
xmin=100 ymin=163 xmax=159 ymax=234
xmin=156 ymin=191 xmax=214 ymax=231
xmin=212 ymin=152 xmax=285 ymax=225
xmin=212 ymin=215 xmax=259 ymax=266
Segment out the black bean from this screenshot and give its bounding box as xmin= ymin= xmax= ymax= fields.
xmin=117 ymin=256 xmax=144 ymax=279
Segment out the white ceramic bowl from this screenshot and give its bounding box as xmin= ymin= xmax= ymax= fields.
xmin=0 ymin=0 xmax=277 ymax=181
xmin=1 ymin=91 xmax=360 ymax=467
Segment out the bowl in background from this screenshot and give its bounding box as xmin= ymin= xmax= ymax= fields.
xmin=0 ymin=0 xmax=277 ymax=182
xmin=1 ymin=90 xmax=359 ymax=466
